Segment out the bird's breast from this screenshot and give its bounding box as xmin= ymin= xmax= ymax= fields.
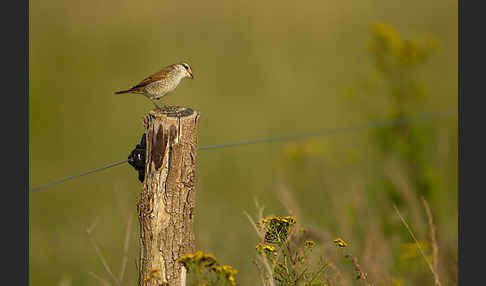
xmin=145 ymin=75 xmax=182 ymax=97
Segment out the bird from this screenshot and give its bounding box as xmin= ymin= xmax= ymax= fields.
xmin=115 ymin=62 xmax=194 ymax=109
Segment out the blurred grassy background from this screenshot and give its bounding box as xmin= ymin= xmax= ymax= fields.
xmin=30 ymin=0 xmax=457 ymax=285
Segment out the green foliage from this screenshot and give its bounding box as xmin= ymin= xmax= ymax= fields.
xmin=369 ymin=23 xmax=439 ymax=75
xmin=346 ymin=23 xmax=446 ymax=204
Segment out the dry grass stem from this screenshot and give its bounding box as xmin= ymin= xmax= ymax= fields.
xmin=87 ymin=217 xmax=100 ymax=234
xmin=243 ymin=209 xmax=276 ymax=286
xmin=86 ymin=219 xmax=121 ymax=286
xmin=385 ymin=166 xmax=424 ymax=229
xmin=393 ymin=205 xmax=442 ymax=286
xmin=89 ymin=272 xmax=112 ymax=286
xmin=243 ymin=210 xmax=264 ymax=241
xmin=253 ymin=259 xmax=268 ymax=286
xmin=254 ymin=199 xmax=265 ymax=222
xmin=275 ymin=183 xmax=305 ymax=245
xmin=119 ymin=212 xmax=134 ymax=283
xmin=421 ymin=197 xmax=442 ymax=286
xmin=276 ymin=183 xmax=303 ymax=221
xmin=325 ymin=262 xmax=345 ymax=286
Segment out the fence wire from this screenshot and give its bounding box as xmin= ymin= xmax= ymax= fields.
xmin=29 ymin=110 xmax=454 ymax=193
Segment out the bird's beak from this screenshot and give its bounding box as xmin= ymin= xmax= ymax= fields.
xmin=189 ymin=72 xmax=194 ymax=79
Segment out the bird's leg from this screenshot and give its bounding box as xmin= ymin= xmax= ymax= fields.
xmin=155 ymin=98 xmax=167 ymax=110
xmin=150 ymin=97 xmax=161 ymax=110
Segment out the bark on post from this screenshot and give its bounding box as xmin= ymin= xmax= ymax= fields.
xmin=137 ymin=106 xmax=200 ymax=286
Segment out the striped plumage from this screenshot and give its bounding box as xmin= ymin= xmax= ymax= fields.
xmin=115 ymin=62 xmax=194 ymax=109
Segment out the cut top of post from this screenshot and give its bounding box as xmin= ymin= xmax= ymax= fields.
xmin=149 ymin=106 xmax=196 ymax=118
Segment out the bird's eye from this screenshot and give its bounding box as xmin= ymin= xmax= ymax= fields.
xmin=182 ymin=64 xmax=189 ymax=70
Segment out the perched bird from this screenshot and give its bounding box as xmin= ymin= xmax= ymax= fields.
xmin=115 ymin=62 xmax=194 ymax=109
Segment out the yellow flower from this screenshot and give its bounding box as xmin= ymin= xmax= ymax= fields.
xmin=333 ymin=238 xmax=347 ymax=248
xmin=263 ymin=245 xmax=276 ymax=252
xmin=259 ymin=216 xmax=297 ymax=244
xmin=304 ymin=240 xmax=316 ymax=249
xmin=179 ymin=250 xmax=219 ymax=268
xmin=371 ymin=23 xmax=402 ymax=54
xmin=143 ymin=268 xmax=161 ymax=281
xmin=179 ymin=251 xmax=237 ymax=285
xmin=256 ymin=243 xmax=278 ymax=258
xmin=368 ymin=22 xmax=439 ymax=74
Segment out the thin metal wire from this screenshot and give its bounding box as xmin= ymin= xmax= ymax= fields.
xmin=29 ymin=110 xmax=454 ymax=193
xmin=198 ymin=111 xmax=453 ymax=150
xmin=30 ymin=159 xmax=130 ymax=193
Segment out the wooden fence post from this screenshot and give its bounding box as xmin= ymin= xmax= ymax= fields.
xmin=137 ymin=106 xmax=200 ymax=286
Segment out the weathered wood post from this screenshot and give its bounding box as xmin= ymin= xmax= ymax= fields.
xmin=137 ymin=106 xmax=200 ymax=286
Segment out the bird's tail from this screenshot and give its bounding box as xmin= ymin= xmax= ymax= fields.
xmin=114 ymin=89 xmax=132 ymax=95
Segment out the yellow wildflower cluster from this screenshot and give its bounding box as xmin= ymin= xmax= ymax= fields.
xmin=256 ymin=243 xmax=278 ymax=260
xmin=178 ymin=251 xmax=238 ymax=286
xmin=260 ymin=216 xmax=297 ymax=225
xmin=257 ymin=216 xmax=297 ymax=244
xmin=304 ymin=240 xmax=316 ymax=249
xmin=179 ymin=251 xmax=219 ymax=268
xmin=143 ymin=268 xmax=161 ymax=282
xmin=213 ymin=265 xmax=238 ymax=285
xmin=368 ymin=23 xmax=439 ymax=74
xmin=333 ymin=238 xmax=347 ymax=248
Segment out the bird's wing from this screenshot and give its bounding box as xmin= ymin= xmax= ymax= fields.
xmin=129 ymin=65 xmax=174 ymax=91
